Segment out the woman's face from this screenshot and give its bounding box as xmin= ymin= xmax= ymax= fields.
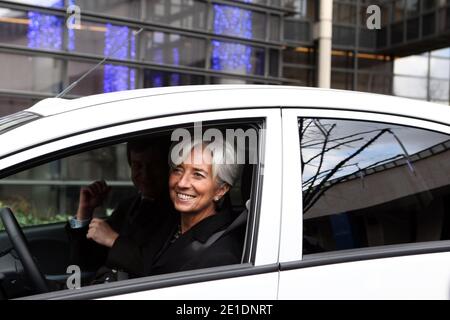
xmin=169 ymin=147 xmax=229 ymax=217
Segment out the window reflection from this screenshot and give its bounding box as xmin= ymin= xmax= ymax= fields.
xmin=143 ymin=32 xmax=206 ymax=68
xmin=393 ymin=76 xmax=428 ymax=98
xmin=143 ymin=70 xmax=204 ymax=88
xmin=430 ymin=79 xmax=449 ymax=100
xmin=210 ymin=3 xmax=265 ymax=76
xmin=145 ymin=0 xmax=206 ymax=30
xmin=73 ymin=0 xmax=140 ymax=20
xmin=0 ymin=53 xmax=63 ymax=94
xmin=430 ymin=58 xmax=450 ymax=79
xmin=300 ymin=118 xmax=450 ymax=253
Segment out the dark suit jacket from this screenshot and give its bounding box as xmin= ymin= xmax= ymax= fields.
xmin=66 ymin=193 xmax=177 ymax=278
xmin=148 ymin=209 xmax=245 ymax=276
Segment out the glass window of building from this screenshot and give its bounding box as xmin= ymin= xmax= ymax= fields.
xmin=210 ymin=4 xmax=266 ymax=40
xmin=0 ymin=9 xmax=29 ymax=48
xmin=145 ymin=0 xmax=207 ymax=30
xmin=2 ymin=9 xmax=66 ymax=51
xmin=394 ymin=55 xmax=428 ymax=76
xmin=73 ymin=0 xmax=140 ymax=20
xmin=71 ymin=21 xmax=138 ymax=59
xmin=429 ymin=79 xmax=450 ymax=101
xmin=142 ymin=32 xmax=206 ymax=68
xmin=143 ymin=70 xmax=204 ymax=88
xmin=333 ymin=2 xmax=356 ymax=24
xmin=394 ymin=76 xmax=428 ymax=98
xmin=331 ymin=71 xmax=354 ymax=90
xmin=269 ymin=14 xmax=281 ymax=41
xmin=67 ymin=61 xmax=137 ymax=95
xmin=0 ymin=53 xmax=63 ymax=94
xmin=210 ymin=41 xmax=265 ymax=76
xmin=430 ymin=56 xmax=450 ymax=79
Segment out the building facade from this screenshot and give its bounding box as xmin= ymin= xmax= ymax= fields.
xmin=0 ymin=0 xmax=449 ymax=116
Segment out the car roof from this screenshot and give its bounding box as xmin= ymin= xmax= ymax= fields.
xmin=24 ymin=84 xmax=448 ymax=119
xmin=1 ymin=85 xmax=450 ymax=159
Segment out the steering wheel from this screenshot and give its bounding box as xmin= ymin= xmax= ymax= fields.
xmin=0 ymin=208 xmax=49 ymax=293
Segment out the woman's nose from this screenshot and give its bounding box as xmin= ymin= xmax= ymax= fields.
xmin=176 ymin=172 xmax=190 ymax=188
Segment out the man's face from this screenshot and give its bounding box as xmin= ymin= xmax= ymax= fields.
xmin=130 ymin=149 xmax=166 ymax=199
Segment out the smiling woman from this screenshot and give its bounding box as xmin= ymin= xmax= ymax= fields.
xmin=148 ymin=138 xmax=244 ymax=276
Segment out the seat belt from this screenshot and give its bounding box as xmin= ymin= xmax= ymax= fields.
xmin=187 ymin=209 xmax=248 ymax=253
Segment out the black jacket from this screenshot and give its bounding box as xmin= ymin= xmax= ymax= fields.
xmin=66 ymin=194 xmax=177 ymax=278
xmin=148 ymin=209 xmax=245 ymax=276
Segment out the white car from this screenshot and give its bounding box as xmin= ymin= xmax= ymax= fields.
xmin=0 ymin=85 xmax=449 ymax=300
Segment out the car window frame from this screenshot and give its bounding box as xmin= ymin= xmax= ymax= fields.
xmin=280 ymin=107 xmax=450 ymax=268
xmin=0 ymin=108 xmax=282 ymax=300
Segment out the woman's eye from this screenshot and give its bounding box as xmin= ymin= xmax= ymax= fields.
xmin=194 ymin=172 xmax=204 ymax=178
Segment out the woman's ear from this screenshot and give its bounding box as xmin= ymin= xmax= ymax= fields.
xmin=214 ymin=183 xmax=230 ymax=201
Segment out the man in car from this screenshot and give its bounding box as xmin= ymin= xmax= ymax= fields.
xmin=66 ymin=137 xmax=177 ymax=282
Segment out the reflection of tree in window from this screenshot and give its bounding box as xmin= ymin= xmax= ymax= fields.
xmin=300 ymin=118 xmax=450 ymax=253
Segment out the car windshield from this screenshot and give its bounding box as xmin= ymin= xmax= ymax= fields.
xmin=0 ymin=111 xmax=41 ymax=135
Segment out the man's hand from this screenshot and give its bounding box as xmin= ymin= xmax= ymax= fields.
xmin=76 ymin=180 xmax=111 ymax=220
xmin=86 ymin=218 xmax=119 ymax=248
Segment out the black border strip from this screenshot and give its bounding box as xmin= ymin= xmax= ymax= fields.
xmin=281 ymin=240 xmax=450 ymax=271
xmin=18 ymin=263 xmax=279 ymax=300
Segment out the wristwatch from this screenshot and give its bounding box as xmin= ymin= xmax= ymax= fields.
xmin=69 ymin=216 xmax=91 ymax=229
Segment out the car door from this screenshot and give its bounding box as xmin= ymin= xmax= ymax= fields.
xmin=0 ymin=107 xmax=282 ymax=300
xmin=279 ymin=107 xmax=450 ymax=299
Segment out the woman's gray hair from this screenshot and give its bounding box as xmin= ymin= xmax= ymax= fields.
xmin=169 ymin=138 xmax=242 ymax=187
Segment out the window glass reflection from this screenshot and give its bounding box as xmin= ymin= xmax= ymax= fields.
xmin=394 ymin=55 xmax=428 ymax=76
xmin=0 ymin=53 xmax=63 ymax=94
xmin=430 ymin=58 xmax=450 ymax=79
xmin=0 ymin=9 xmax=29 ymax=47
xmin=69 ymin=21 xmax=135 ymax=59
xmin=430 ymin=79 xmax=450 ymax=100
xmin=300 ymin=118 xmax=450 ymax=254
xmin=143 ymin=32 xmax=206 ymax=68
xmin=0 ymin=8 xmax=66 ymax=51
xmin=431 ymin=48 xmax=450 ymax=58
xmin=67 ymin=61 xmax=136 ymax=95
xmin=143 ymin=70 xmax=204 ymax=88
xmin=211 ymin=40 xmax=265 ymax=75
xmin=145 ymin=0 xmax=206 ymax=30
xmin=73 ymin=0 xmax=140 ymax=20
xmin=393 ymin=76 xmax=428 ymax=98
xmin=211 ymin=4 xmax=266 ymax=40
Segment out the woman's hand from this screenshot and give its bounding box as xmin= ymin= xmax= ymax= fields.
xmin=86 ymin=218 xmax=119 ymax=248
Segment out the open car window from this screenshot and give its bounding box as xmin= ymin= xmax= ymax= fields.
xmin=0 ymin=118 xmax=262 ymax=299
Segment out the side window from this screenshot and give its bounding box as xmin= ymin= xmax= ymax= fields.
xmin=0 ymin=144 xmax=134 ymax=229
xmin=299 ymin=118 xmax=450 ymax=254
xmin=0 ymin=120 xmax=260 ymax=298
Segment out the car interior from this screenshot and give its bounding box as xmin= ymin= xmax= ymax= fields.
xmin=0 ymin=120 xmax=262 ymax=299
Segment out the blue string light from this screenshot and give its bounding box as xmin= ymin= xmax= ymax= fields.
xmin=211 ymin=3 xmax=253 ymax=74
xmin=170 ymin=47 xmax=180 ymax=85
xmin=67 ymin=0 xmax=75 ymax=51
xmin=27 ymin=0 xmax=64 ymax=50
xmin=103 ymin=24 xmax=136 ymax=92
